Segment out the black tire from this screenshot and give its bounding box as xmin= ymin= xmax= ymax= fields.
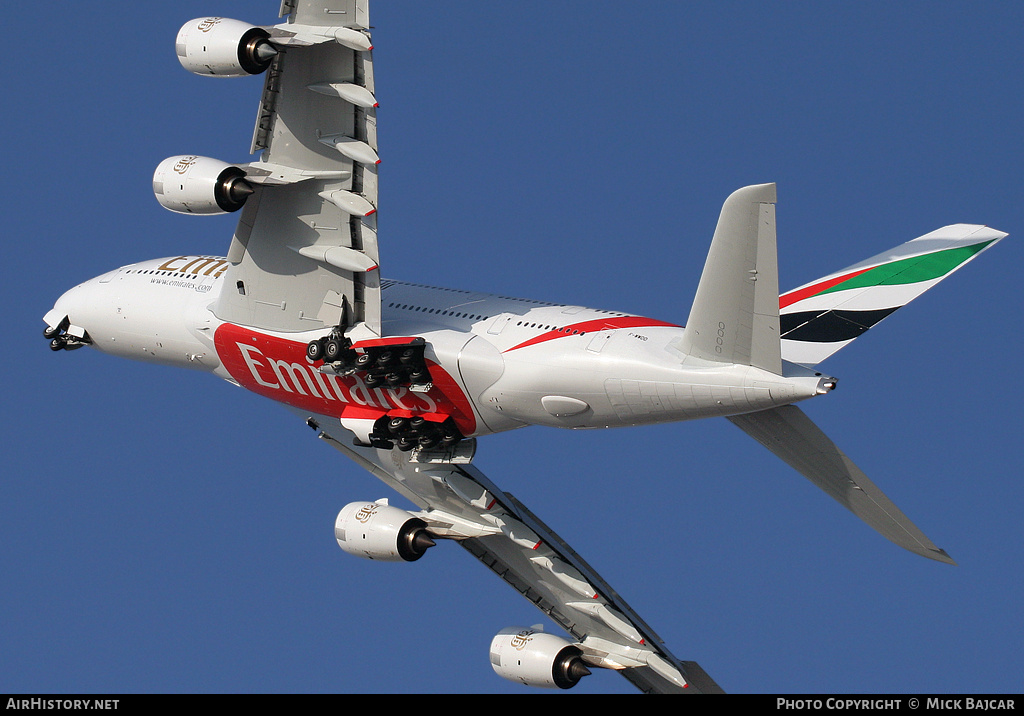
xmin=324 ymin=339 xmax=343 ymax=362
xmin=49 ymin=338 xmax=65 ymax=352
xmin=399 ymin=348 xmax=417 ymax=365
xmin=418 ymin=432 xmax=440 ymax=449
xmin=397 ymin=436 xmax=417 ymax=452
xmin=355 ymin=352 xmax=373 ymax=369
xmin=43 ymin=325 xmax=62 ymax=340
xmin=409 ymin=367 xmax=430 ymax=383
xmin=307 ymin=339 xmax=325 ymax=362
xmin=388 ymin=417 xmax=408 ymax=435
xmin=376 ymin=350 xmax=396 ymax=368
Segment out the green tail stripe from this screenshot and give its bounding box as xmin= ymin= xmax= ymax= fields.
xmin=819 ymin=240 xmax=996 ymax=297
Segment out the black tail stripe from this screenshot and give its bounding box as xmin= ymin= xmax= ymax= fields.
xmin=781 ymin=307 xmax=899 ymax=343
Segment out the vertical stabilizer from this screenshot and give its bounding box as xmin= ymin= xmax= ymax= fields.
xmin=679 ymin=184 xmax=781 ymax=374
xmin=779 ymin=224 xmax=1008 ymax=367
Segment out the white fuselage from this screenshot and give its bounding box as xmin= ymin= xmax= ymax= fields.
xmin=46 ymin=256 xmax=832 ymax=440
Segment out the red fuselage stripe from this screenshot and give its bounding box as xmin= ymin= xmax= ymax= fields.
xmin=503 ymin=316 xmax=679 ymax=353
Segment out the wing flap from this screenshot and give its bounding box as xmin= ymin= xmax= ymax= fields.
xmin=728 ymin=405 xmax=955 ymax=564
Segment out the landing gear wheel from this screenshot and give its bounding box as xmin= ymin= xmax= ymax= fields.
xmin=409 ymin=367 xmax=430 ymax=383
xmin=49 ymin=337 xmax=66 ymax=352
xmin=324 ymin=338 xmax=344 ymax=362
xmin=439 ymin=426 xmax=461 ymax=447
xmin=307 ymin=339 xmax=325 ymax=362
xmin=43 ymin=325 xmax=62 ymax=340
xmin=417 ymin=431 xmax=441 ymax=449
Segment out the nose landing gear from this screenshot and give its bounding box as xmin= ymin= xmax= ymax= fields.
xmin=44 ymin=318 xmax=90 ymax=351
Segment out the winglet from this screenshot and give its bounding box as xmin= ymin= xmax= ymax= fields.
xmin=679 ymin=184 xmax=782 ymax=374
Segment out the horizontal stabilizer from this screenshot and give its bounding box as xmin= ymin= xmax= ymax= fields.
xmin=728 ymin=405 xmax=955 ymax=564
xmin=780 ymin=224 xmax=1007 ymax=366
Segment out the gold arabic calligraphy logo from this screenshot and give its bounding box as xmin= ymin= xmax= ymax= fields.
xmin=197 ymin=17 xmax=222 ymax=33
xmin=510 ymin=629 xmax=535 ymax=651
xmin=173 ymin=156 xmax=198 ymax=174
xmin=355 ymin=503 xmax=380 ymax=524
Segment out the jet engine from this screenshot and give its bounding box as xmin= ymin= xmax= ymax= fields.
xmin=175 ymin=17 xmax=277 ymax=77
xmin=489 ymin=626 xmax=592 ymax=689
xmin=334 ymin=501 xmax=436 ymax=562
xmin=153 ymin=155 xmax=254 ymax=215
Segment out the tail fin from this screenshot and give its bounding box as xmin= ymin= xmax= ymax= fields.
xmin=780 ymin=224 xmax=1007 ymax=366
xmin=678 ymin=183 xmax=782 ymax=374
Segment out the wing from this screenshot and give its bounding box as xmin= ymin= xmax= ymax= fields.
xmin=214 ymin=0 xmax=382 ymax=337
xmin=302 ymin=410 xmax=724 ymax=694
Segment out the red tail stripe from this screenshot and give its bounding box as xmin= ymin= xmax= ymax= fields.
xmin=779 ymin=267 xmax=873 ymax=309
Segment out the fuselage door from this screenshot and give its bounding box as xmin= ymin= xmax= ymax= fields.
xmin=487 ymin=314 xmax=513 ymax=335
xmin=587 ymin=330 xmax=613 ymax=353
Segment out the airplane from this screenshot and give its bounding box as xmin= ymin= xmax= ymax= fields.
xmin=41 ymin=1 xmax=1008 ymax=694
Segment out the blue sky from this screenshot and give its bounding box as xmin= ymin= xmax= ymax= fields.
xmin=4 ymin=1 xmax=1023 ymax=695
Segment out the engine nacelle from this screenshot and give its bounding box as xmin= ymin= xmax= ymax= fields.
xmin=334 ymin=501 xmax=436 ymax=562
xmin=489 ymin=627 xmax=592 ymax=689
xmin=175 ymin=17 xmax=276 ymax=77
xmin=153 ymin=155 xmax=254 ymax=215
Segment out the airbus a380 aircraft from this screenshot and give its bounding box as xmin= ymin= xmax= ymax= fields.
xmin=43 ymin=2 xmax=1006 ymax=694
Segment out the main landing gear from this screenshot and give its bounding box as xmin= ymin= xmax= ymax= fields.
xmin=307 ymin=333 xmax=433 ymax=392
xmin=367 ymin=414 xmax=463 ymax=452
xmin=308 ymin=331 xmax=466 ymax=453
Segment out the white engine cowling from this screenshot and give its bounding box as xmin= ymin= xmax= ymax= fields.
xmin=153 ymin=155 xmax=254 ymax=215
xmin=175 ymin=17 xmax=276 ymax=77
xmin=489 ymin=626 xmax=592 ymax=689
xmin=334 ymin=501 xmax=436 ymax=562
